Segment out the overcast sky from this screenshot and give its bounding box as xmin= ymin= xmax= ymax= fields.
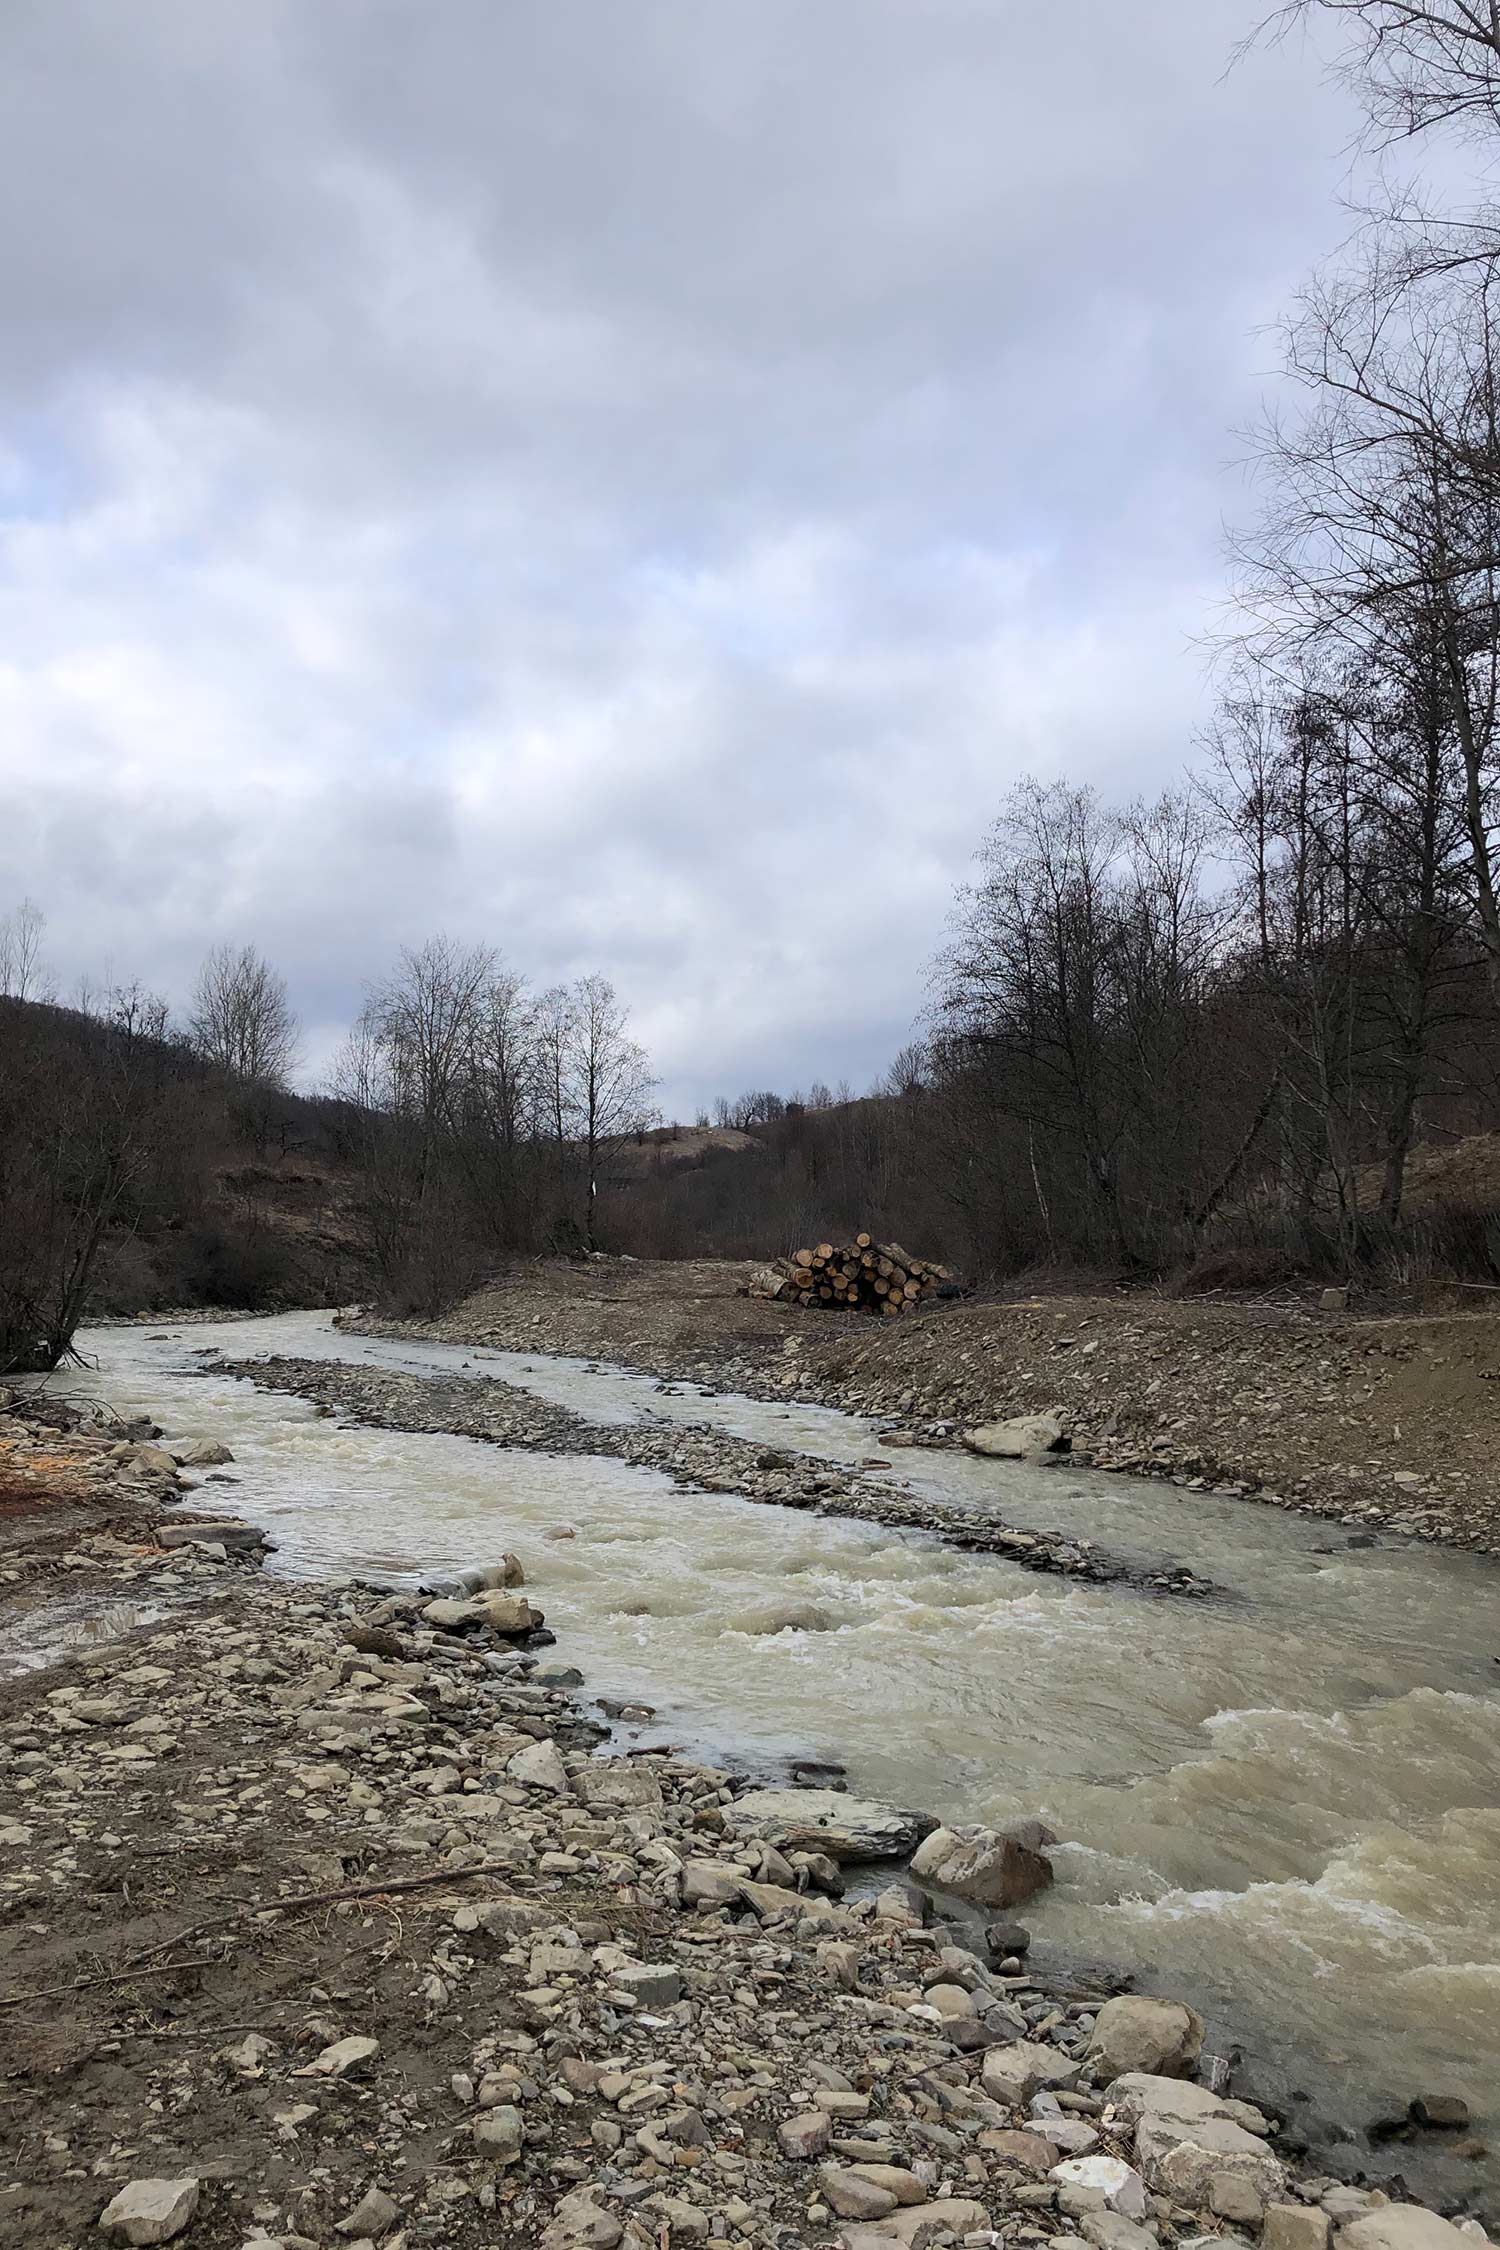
xmin=0 ymin=2 xmax=1358 ymax=1117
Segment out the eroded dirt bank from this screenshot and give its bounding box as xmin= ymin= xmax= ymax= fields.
xmin=356 ymin=1262 xmax=1500 ymax=1554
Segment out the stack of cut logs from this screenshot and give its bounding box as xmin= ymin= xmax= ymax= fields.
xmin=750 ymin=1235 xmax=949 ymax=1317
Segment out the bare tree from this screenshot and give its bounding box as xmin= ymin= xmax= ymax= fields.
xmin=0 ymin=899 xmax=52 ymax=1002
xmin=1255 ymin=4 xmax=1500 ymax=148
xmin=1233 ymin=269 xmax=1500 ymax=1005
xmin=188 ymin=943 xmax=300 ymax=1086
xmin=569 ymin=974 xmax=658 ymax=1249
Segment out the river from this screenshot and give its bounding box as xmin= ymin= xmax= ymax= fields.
xmin=46 ymin=1309 xmax=1500 ymax=2197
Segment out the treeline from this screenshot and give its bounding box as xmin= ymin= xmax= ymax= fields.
xmin=632 ymin=2 xmax=1500 ymax=1290
xmin=323 ymin=938 xmax=655 ymax=1309
xmin=0 ymin=913 xmax=656 ymax=1370
xmin=0 ymin=970 xmax=372 ymax=1374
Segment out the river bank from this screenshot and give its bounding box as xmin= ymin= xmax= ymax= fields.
xmin=0 ymin=1388 xmax=1493 ymax=2250
xmin=350 ymin=1262 xmax=1500 ymax=1556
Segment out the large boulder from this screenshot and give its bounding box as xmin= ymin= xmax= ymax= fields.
xmin=1105 ymin=2072 xmax=1269 ymax=2138
xmin=1086 ymin=1994 xmax=1203 ymax=2080
xmin=910 ymin=1821 xmax=1055 ymax=1909
xmin=1135 ymin=2113 xmax=1285 ymax=2205
xmin=724 ymin=1789 xmax=937 ymax=1863
xmin=964 ymin=1414 xmax=1068 ymax=1460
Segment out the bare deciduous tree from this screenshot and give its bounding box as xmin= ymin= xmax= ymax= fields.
xmin=1255 ymin=4 xmax=1500 ymax=148
xmin=570 ymin=974 xmax=658 ymax=1249
xmin=188 ymin=943 xmax=300 ymax=1086
xmin=0 ymin=899 xmax=52 ymax=1002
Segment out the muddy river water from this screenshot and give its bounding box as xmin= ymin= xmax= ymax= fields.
xmin=49 ymin=1311 xmax=1500 ymax=2193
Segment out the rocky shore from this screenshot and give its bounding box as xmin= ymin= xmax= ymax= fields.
xmin=348 ymin=1264 xmax=1500 ymax=1556
xmin=205 ymin=1353 xmax=1213 ymax=1601
xmin=0 ymin=1384 xmax=1493 ymax=2250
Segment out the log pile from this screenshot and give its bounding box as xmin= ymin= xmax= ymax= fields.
xmin=748 ymin=1234 xmax=949 ymax=1317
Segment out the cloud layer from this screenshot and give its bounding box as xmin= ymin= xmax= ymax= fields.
xmin=0 ymin=1 xmax=1354 ymax=1112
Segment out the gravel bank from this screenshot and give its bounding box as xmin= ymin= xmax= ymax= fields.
xmin=354 ymin=1264 xmax=1500 ymax=1555
xmin=209 ymin=1352 xmax=1215 ymax=1599
xmin=0 ymin=1401 xmax=1492 ymax=2249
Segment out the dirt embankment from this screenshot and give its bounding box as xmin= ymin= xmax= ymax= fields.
xmin=377 ymin=1262 xmax=1500 ymax=1555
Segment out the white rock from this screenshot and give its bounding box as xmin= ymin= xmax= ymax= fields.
xmin=725 ymin=1788 xmax=935 ymax=1862
xmin=508 ymin=1739 xmax=573 ymax=1795
xmin=964 ymin=1414 xmax=1067 ymax=1459
xmin=1134 ymin=2114 xmax=1285 ymax=2205
xmin=1050 ymin=2157 xmax=1149 ymax=2221
xmin=1106 ymin=2072 xmax=1269 ymax=2137
xmin=293 ymin=2034 xmax=379 ymax=2078
xmin=98 ymin=2177 xmax=201 ymax=2244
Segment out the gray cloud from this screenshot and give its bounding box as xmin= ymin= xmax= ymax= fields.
xmin=0 ymin=1 xmax=1355 ymax=1113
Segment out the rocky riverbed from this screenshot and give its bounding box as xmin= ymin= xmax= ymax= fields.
xmin=204 ymin=1354 xmax=1213 ymax=1602
xmin=0 ymin=1386 xmax=1492 ymax=2250
xmin=349 ymin=1264 xmax=1500 ymax=1556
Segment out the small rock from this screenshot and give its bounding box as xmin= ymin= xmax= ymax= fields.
xmin=472 ymin=2105 xmax=524 ymax=2162
xmin=1080 ymin=2215 xmax=1159 ymax=2250
xmin=845 ymin=2165 xmax=927 ymax=2207
xmin=293 ymin=2034 xmax=379 ymax=2079
xmin=779 ymin=2112 xmax=833 ymax=2160
xmin=509 ymin=1739 xmax=573 ymax=1795
xmin=336 ymin=2187 xmax=399 ymax=2238
xmin=981 ymin=2129 xmax=1061 ymax=2174
xmin=1408 ymin=2095 xmax=1470 ymax=2131
xmin=540 ymin=2193 xmax=624 ymax=2250
xmin=821 ymin=2168 xmax=899 ymax=2220
xmin=1262 ymin=2204 xmax=1332 ymax=2250
xmin=614 ymin=1960 xmax=682 ymax=2009
xmin=1208 ymin=2170 xmax=1265 ymax=2226
xmin=984 ymin=2042 xmax=1081 ymax=2104
xmin=1341 ymin=2211 xmax=1484 ymax=2250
